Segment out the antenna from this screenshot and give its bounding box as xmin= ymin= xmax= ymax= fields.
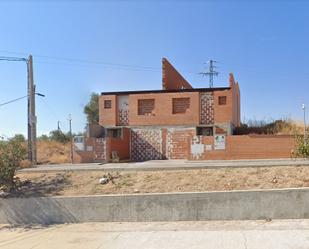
xmin=199 ymin=60 xmax=219 ymax=88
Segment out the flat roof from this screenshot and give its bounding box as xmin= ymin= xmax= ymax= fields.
xmin=101 ymin=87 xmax=231 ymax=96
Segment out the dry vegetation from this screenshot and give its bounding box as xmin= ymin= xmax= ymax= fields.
xmin=272 ymin=120 xmax=306 ymax=135
xmin=37 ymin=141 xmax=71 ymax=164
xmin=20 ymin=141 xmax=71 ymax=167
xmin=235 ymin=119 xmax=307 ymax=135
xmin=14 ymin=166 xmax=309 ymax=197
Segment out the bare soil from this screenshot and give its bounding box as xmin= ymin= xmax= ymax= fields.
xmin=8 ymin=165 xmax=309 ymax=197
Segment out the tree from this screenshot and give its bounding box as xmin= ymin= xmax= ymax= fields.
xmin=84 ymin=93 xmax=99 ymax=124
xmin=49 ymin=130 xmax=70 ymax=144
xmin=11 ymin=134 xmax=26 ymax=143
xmin=0 ymin=139 xmax=26 ymax=191
xmin=38 ymin=134 xmax=49 ymax=141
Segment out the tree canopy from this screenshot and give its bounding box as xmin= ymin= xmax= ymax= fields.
xmin=84 ymin=93 xmax=99 ymax=124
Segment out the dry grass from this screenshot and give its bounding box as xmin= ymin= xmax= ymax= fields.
xmin=274 ymin=120 xmax=306 ymax=135
xmin=18 ymin=141 xmax=70 ymax=168
xmin=15 ymin=166 xmax=309 ymax=197
xmin=37 ymin=141 xmax=70 ymax=165
xmin=235 ymin=119 xmax=307 ymax=135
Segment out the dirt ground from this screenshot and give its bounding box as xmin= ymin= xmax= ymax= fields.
xmin=10 ymin=165 xmax=309 ymax=197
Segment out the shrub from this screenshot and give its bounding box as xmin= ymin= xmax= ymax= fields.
xmin=234 ymin=119 xmax=305 ymax=135
xmin=0 ymin=139 xmax=26 ymax=191
xmin=295 ymin=135 xmax=309 ymax=158
xmin=49 ymin=130 xmax=71 ymax=144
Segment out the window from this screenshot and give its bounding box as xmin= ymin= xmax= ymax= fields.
xmin=172 ymin=97 xmax=190 ymax=114
xmin=218 ymin=96 xmax=227 ymax=105
xmin=196 ymin=127 xmax=213 ymax=136
xmin=107 ymin=128 xmax=122 ymax=139
xmin=104 ymin=100 xmax=112 ymax=109
xmin=138 ymin=99 xmax=155 ymax=115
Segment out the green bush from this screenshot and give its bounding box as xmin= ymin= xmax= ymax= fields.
xmin=49 ymin=130 xmax=71 ymax=144
xmin=295 ymin=135 xmax=309 ymax=158
xmin=0 ymin=139 xmax=26 ymax=191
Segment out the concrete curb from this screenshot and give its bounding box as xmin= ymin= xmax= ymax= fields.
xmin=18 ymin=159 xmax=309 ymax=173
xmin=1 ymin=187 xmax=309 ymax=225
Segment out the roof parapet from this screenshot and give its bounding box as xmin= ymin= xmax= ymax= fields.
xmin=162 ymin=58 xmax=193 ymax=90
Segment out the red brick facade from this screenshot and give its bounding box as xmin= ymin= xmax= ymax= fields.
xmin=162 ymin=58 xmax=193 ymax=90
xmin=75 ymin=58 xmax=293 ymax=163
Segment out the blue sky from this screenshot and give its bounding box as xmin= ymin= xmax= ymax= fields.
xmin=0 ymin=0 xmax=308 ymax=137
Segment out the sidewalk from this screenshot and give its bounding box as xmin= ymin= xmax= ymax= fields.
xmin=1 ymin=220 xmax=309 ymax=249
xmin=18 ymin=158 xmax=309 ymax=173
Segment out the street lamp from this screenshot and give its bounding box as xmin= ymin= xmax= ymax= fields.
xmin=302 ymin=104 xmax=307 ymax=145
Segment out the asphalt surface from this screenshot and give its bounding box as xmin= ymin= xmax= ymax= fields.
xmin=1 ymin=220 xmax=309 ymax=249
xmin=19 ymin=158 xmax=309 ymax=173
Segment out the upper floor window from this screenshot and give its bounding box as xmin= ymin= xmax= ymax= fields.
xmin=138 ymin=99 xmax=155 ymax=115
xmin=218 ymin=96 xmax=227 ymax=105
xmin=172 ymin=97 xmax=190 ymax=114
xmin=104 ymin=100 xmax=112 ymax=109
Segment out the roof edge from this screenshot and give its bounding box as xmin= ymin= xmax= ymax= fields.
xmin=101 ymin=87 xmax=231 ymax=96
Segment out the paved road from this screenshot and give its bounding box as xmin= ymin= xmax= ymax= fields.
xmin=19 ymin=158 xmax=309 ymax=173
xmin=1 ymin=220 xmax=309 ymax=249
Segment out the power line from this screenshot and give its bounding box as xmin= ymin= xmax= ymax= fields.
xmin=0 ymin=50 xmax=160 ymax=71
xmin=0 ymin=56 xmax=27 ymax=62
xmin=199 ymin=60 xmax=219 ymax=88
xmin=0 ymin=93 xmax=45 ymax=108
xmin=0 ymin=49 xmax=198 ymax=74
xmin=0 ymin=95 xmax=28 ymax=107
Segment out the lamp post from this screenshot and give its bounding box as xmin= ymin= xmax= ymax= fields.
xmin=303 ymin=104 xmax=307 ymax=145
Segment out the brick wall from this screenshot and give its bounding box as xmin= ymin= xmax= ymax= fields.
xmin=213 ymin=89 xmax=233 ymax=125
xmin=74 ymin=129 xmax=130 ymax=163
xmin=162 ymin=58 xmax=193 ymax=90
xmin=129 ymin=92 xmax=200 ymax=126
xmin=188 ymin=134 xmax=295 ymax=160
xmin=106 ymin=127 xmax=130 ymax=160
xmin=166 ymin=128 xmax=195 ymax=159
xmin=99 ymin=95 xmax=117 ymax=127
xmin=227 ymin=135 xmax=295 ymax=159
xmin=73 ymin=137 xmax=107 ymax=163
xmin=165 ymin=128 xmax=295 ymax=160
xmin=212 ymin=74 xmax=241 ymax=128
xmin=100 ymin=87 xmax=239 ymax=128
xmin=230 ymin=73 xmax=241 ymax=127
xmin=75 ymin=127 xmax=295 ymax=162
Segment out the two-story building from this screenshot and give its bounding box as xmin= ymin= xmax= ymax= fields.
xmin=74 ymin=58 xmax=294 ymax=163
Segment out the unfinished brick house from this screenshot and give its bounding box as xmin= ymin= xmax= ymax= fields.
xmin=74 ymin=58 xmax=295 ymax=163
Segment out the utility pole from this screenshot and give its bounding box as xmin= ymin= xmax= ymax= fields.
xmin=27 ymin=55 xmax=37 ymax=165
xmin=0 ymin=55 xmax=43 ymax=166
xmin=57 ymin=121 xmax=60 ymax=131
xmin=68 ymin=114 xmax=73 ymax=163
xmin=199 ymin=60 xmax=219 ymax=88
